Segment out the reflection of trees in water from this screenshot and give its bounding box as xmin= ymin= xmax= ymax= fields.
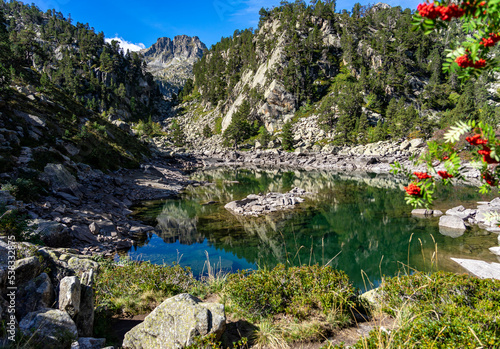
xmin=155 ymin=203 xmax=204 ymax=245
xmin=131 ymin=168 xmax=497 ymax=288
xmin=190 ymin=168 xmax=408 ymax=199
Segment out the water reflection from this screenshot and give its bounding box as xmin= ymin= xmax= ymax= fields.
xmin=129 ymin=168 xmax=499 ymax=289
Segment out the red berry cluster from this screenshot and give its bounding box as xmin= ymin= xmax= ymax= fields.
xmin=483 ymin=171 xmax=498 ymax=186
xmin=417 ymin=3 xmax=440 ymax=19
xmin=404 ymin=183 xmax=421 ymax=196
xmin=439 ymin=3 xmax=466 ymax=20
xmin=466 ymin=134 xmax=488 ymax=145
xmin=437 ymin=171 xmax=453 ymax=179
xmin=414 ymin=172 xmax=432 ymax=180
xmin=455 ymin=55 xmax=487 ymax=68
xmin=480 ymin=33 xmax=500 ymax=47
xmin=417 ymin=2 xmax=465 ymax=20
xmin=477 ymin=146 xmax=499 ymax=164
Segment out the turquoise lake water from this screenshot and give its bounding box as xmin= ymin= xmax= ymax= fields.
xmin=128 ymin=168 xmax=499 ymax=289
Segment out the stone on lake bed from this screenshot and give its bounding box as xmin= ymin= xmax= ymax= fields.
xmin=439 ymin=226 xmax=466 ymax=238
xmin=438 ymin=215 xmax=467 ymax=238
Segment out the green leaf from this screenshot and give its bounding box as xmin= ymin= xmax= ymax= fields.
xmin=444 ymin=121 xmax=472 ymax=143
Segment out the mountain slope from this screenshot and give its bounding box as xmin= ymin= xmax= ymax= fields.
xmin=0 ymin=1 xmax=158 ymax=178
xmin=172 ymin=1 xmax=498 ymax=152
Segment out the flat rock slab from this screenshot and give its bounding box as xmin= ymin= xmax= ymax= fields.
xmin=224 ymin=187 xmax=309 ymax=217
xmin=451 ymin=258 xmax=500 ymax=280
xmin=411 ymin=209 xmax=443 ymax=217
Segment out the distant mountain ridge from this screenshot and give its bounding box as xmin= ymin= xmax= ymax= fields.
xmin=141 ymin=35 xmax=206 ymax=98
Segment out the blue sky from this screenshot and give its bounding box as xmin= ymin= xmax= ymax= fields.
xmin=31 ymin=0 xmax=421 ymax=50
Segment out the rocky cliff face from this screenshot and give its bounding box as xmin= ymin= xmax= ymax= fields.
xmin=141 ymin=35 xmax=206 ymax=98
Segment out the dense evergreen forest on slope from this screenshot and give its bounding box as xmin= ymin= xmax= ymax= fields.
xmin=0 ymin=1 xmax=162 ymax=172
xmin=188 ymin=0 xmax=500 ymax=147
xmin=0 ymin=0 xmax=162 ymax=119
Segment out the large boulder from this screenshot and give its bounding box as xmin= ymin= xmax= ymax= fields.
xmin=14 ymin=256 xmax=42 ymax=285
xmin=122 ymin=293 xmax=226 ymax=349
xmin=42 ymin=163 xmax=82 ymax=198
xmin=439 ymin=215 xmax=467 ymax=238
xmin=19 ymin=308 xmax=78 ymax=349
xmin=36 ymin=248 xmax=99 ymax=285
xmin=16 ymin=273 xmax=55 ymax=320
xmin=445 ymin=205 xmax=476 ymax=220
xmin=31 ymin=219 xmax=71 ymax=247
xmin=70 ymin=225 xmax=98 ymax=245
xmin=59 ymin=276 xmax=81 ymax=318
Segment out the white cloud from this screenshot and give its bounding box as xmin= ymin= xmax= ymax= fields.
xmin=105 ymin=37 xmax=146 ymax=52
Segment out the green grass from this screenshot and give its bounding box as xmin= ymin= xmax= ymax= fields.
xmin=94 ymin=258 xmax=196 ymax=315
xmin=90 ymin=257 xmax=500 ymax=349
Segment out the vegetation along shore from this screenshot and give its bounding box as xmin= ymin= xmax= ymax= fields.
xmin=1 ymin=0 xmax=500 ymax=348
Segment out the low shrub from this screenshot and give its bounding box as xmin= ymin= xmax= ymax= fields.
xmin=332 ymin=272 xmax=500 ymax=348
xmin=2 ymin=176 xmax=46 ymax=202
xmin=224 ymin=264 xmax=357 ymax=321
xmin=0 ymin=204 xmax=37 ymax=243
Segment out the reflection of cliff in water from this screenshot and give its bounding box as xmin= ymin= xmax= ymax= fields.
xmin=155 ymin=203 xmax=204 ymax=245
xmin=131 ymin=168 xmax=498 ymax=288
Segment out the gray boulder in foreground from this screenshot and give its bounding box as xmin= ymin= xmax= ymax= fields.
xmin=58 ymin=276 xmax=81 ymax=318
xmin=19 ymin=308 xmax=78 ymax=349
xmin=122 ymin=293 xmax=226 ymax=349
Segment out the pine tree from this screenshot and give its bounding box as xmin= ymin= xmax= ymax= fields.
xmin=0 ymin=9 xmax=11 ymax=90
xmin=333 ymin=82 xmax=362 ymax=145
xmin=222 ymin=100 xmax=254 ymax=148
xmin=281 ymin=121 xmax=294 ymax=151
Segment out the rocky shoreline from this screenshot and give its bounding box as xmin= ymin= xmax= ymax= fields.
xmin=159 ymin=139 xmax=483 ymax=182
xmin=1 ymin=138 xmax=492 ymax=260
xmin=2 ymin=141 xmax=500 ymax=348
xmin=1 ymin=155 xmax=204 ymax=258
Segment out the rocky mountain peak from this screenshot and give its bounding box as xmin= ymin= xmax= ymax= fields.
xmin=142 ymin=35 xmax=206 ymax=64
xmin=141 ymin=35 xmax=207 ymax=98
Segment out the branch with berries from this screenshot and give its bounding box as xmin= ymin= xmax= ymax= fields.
xmin=413 ymin=0 xmax=500 ymax=79
xmin=392 ymin=120 xmax=500 ymax=208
